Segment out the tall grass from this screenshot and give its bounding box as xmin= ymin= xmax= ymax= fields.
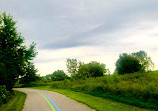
xmin=49 ymin=71 xmax=158 ymax=110
xmin=20 ymin=71 xmax=158 ymax=110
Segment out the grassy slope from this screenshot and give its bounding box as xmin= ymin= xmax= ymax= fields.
xmin=32 ymin=71 xmax=157 ymax=110
xmin=31 ymin=86 xmax=155 ymax=111
xmin=0 ymin=91 xmax=26 ymax=111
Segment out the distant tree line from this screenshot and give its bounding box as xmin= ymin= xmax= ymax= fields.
xmin=44 ymin=59 xmax=108 ymax=81
xmin=44 ymin=50 xmax=154 ymax=81
xmin=66 ymin=59 xmax=107 ymax=79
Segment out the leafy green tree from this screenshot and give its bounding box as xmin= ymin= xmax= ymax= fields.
xmin=66 ymin=58 xmax=83 ymax=77
xmin=115 ymin=53 xmax=142 ymax=74
xmin=115 ymin=51 xmax=154 ymax=75
xmin=0 ymin=12 xmax=37 ymax=91
xmin=131 ymin=50 xmax=154 ymax=72
xmin=77 ymin=61 xmax=107 ymax=78
xmin=19 ymin=63 xmax=38 ymax=85
xmin=51 ymin=70 xmax=68 ymax=81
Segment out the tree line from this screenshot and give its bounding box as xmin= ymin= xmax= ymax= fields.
xmin=45 ymin=50 xmax=154 ymax=81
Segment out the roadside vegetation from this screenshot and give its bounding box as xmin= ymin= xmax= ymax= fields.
xmin=31 ymin=87 xmax=154 ymax=111
xmin=52 ymin=71 xmax=158 ymax=110
xmin=0 ymin=86 xmax=11 ymax=106
xmin=0 ymin=91 xmax=26 ymax=111
xmin=28 ymin=71 xmax=158 ymax=110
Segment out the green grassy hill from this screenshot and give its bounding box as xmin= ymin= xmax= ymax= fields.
xmin=20 ymin=71 xmax=158 ymax=110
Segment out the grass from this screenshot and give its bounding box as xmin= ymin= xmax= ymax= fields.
xmin=0 ymin=91 xmax=26 ymax=111
xmin=36 ymin=71 xmax=157 ymax=110
xmin=18 ymin=71 xmax=157 ymax=110
xmin=30 ymin=86 xmax=155 ymax=111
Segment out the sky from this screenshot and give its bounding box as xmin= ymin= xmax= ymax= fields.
xmin=0 ymin=0 xmax=158 ymax=76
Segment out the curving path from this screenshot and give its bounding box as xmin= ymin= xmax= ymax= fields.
xmin=14 ymin=88 xmax=95 ymax=111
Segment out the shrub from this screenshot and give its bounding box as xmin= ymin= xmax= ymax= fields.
xmin=115 ymin=51 xmax=154 ymax=75
xmin=77 ymin=61 xmax=107 ymax=78
xmin=116 ymin=53 xmax=142 ymax=74
xmin=0 ymin=86 xmax=10 ymax=106
xmin=51 ymin=70 xmax=69 ymax=81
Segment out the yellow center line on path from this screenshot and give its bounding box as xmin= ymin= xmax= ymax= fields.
xmin=39 ymin=92 xmax=56 ymax=111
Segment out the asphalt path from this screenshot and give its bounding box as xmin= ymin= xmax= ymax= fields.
xmin=14 ymin=88 xmax=95 ymax=111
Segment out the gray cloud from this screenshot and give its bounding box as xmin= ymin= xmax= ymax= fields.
xmin=1 ymin=0 xmax=158 ymax=50
xmin=41 ymin=40 xmax=88 ymax=49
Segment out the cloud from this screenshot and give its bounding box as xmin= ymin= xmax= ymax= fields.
xmin=1 ymin=0 xmax=158 ymax=75
xmin=38 ymin=0 xmax=158 ymax=50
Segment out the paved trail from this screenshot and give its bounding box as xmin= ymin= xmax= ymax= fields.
xmin=14 ymin=88 xmax=95 ymax=111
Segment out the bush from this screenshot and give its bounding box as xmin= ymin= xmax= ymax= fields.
xmin=116 ymin=53 xmax=142 ymax=74
xmin=77 ymin=61 xmax=107 ymax=78
xmin=0 ymin=86 xmax=10 ymax=106
xmin=51 ymin=70 xmax=69 ymax=81
xmin=115 ymin=51 xmax=154 ymax=75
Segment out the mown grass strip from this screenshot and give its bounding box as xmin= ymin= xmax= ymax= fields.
xmin=30 ymin=87 xmax=154 ymax=111
xmin=0 ymin=91 xmax=26 ymax=111
xmin=39 ymin=92 xmax=56 ymax=111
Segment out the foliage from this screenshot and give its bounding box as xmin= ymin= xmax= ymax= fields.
xmin=66 ymin=58 xmax=83 ymax=77
xmin=0 ymin=91 xmax=26 ymax=111
xmin=45 ymin=74 xmax=53 ymax=80
xmin=131 ymin=50 xmax=154 ymax=72
xmin=0 ymin=86 xmax=10 ymax=106
xmin=115 ymin=51 xmax=154 ymax=74
xmin=115 ymin=53 xmax=142 ymax=74
xmin=77 ymin=61 xmax=107 ymax=78
xmin=48 ymin=71 xmax=158 ymax=110
xmin=14 ymin=77 xmax=53 ymax=87
xmin=51 ymin=70 xmax=69 ymax=81
xmin=19 ymin=63 xmax=39 ymax=85
xmin=0 ymin=12 xmax=37 ymax=91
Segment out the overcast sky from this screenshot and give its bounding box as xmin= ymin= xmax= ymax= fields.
xmin=1 ymin=0 xmax=158 ymax=76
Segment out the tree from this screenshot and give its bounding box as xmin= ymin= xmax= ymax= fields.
xmin=77 ymin=61 xmax=107 ymax=78
xmin=45 ymin=74 xmax=53 ymax=80
xmin=66 ymin=58 xmax=83 ymax=77
xmin=0 ymin=12 xmax=37 ymax=91
xmin=106 ymin=68 xmax=111 ymax=75
xmin=131 ymin=50 xmax=154 ymax=72
xmin=19 ymin=63 xmax=38 ymax=85
xmin=51 ymin=70 xmax=68 ymax=81
xmin=115 ymin=51 xmax=154 ymax=75
xmin=115 ymin=53 xmax=142 ymax=74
